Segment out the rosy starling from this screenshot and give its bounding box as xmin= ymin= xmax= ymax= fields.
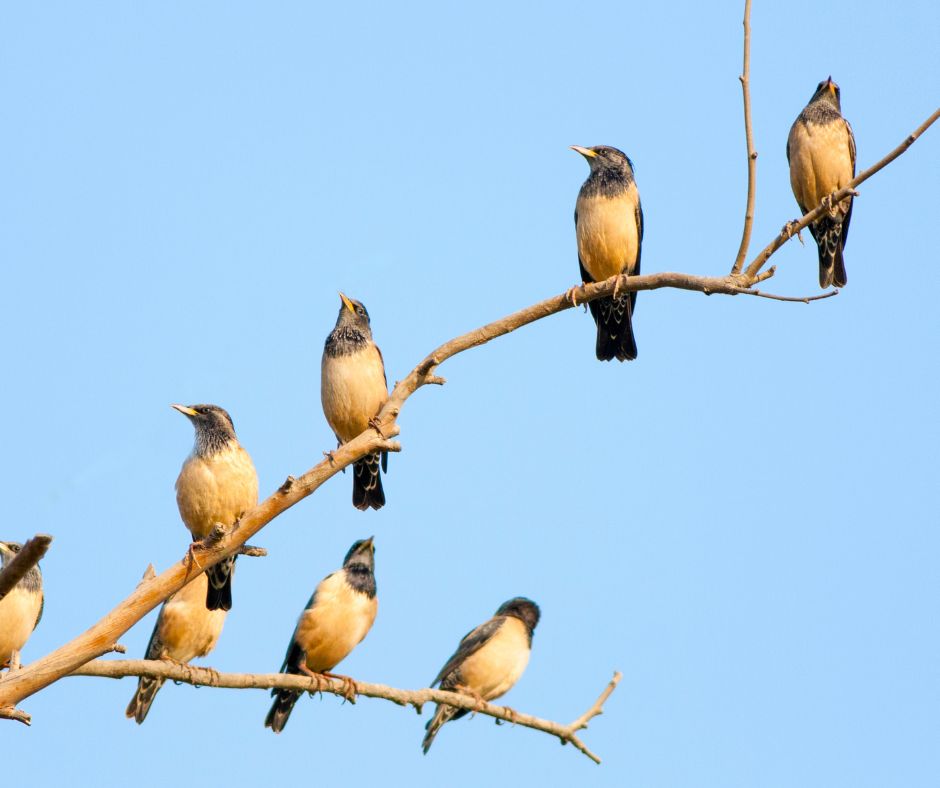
xmin=571 ymin=145 xmax=644 ymax=361
xmin=125 ymin=572 xmax=227 ymax=723
xmin=0 ymin=541 xmax=44 ymax=671
xmin=265 ymin=537 xmax=378 ymax=733
xmin=321 ymin=293 xmax=389 ymax=510
xmin=173 ymin=404 xmax=259 ymax=611
xmin=787 ymin=77 xmax=856 ymax=288
xmin=422 ymin=597 xmax=540 ymax=754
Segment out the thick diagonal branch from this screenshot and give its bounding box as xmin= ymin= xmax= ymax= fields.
xmin=72 ymin=659 xmax=620 ymax=763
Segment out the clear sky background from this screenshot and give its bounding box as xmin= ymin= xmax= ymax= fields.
xmin=2 ymin=2 xmax=938 ymax=786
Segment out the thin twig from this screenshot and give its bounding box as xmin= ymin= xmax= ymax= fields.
xmin=731 ymin=0 xmax=757 ymax=274
xmin=0 ymin=534 xmax=53 ymax=602
xmin=745 ymin=106 xmax=940 ymax=279
xmin=72 ymin=660 xmax=619 ymax=762
xmin=0 ymin=706 xmax=31 ymax=726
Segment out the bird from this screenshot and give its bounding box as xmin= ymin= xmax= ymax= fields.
xmin=125 ymin=572 xmax=227 ymax=723
xmin=571 ymin=145 xmax=644 ymax=361
xmin=321 ymin=293 xmax=389 ymax=510
xmin=422 ymin=597 xmax=540 ymax=754
xmin=172 ymin=403 xmax=259 ymax=611
xmin=265 ymin=537 xmax=378 ymax=733
xmin=0 ymin=541 xmax=44 ymax=671
xmin=787 ymin=76 xmax=856 ymax=288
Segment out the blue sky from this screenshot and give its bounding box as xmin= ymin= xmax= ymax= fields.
xmin=2 ymin=2 xmax=938 ymax=786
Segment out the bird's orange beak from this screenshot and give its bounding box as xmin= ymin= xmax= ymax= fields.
xmin=570 ymin=145 xmax=597 ymax=159
xmin=171 ymin=404 xmax=199 ymax=417
xmin=339 ymin=292 xmax=356 ymax=313
xmin=826 ymin=76 xmax=837 ymax=94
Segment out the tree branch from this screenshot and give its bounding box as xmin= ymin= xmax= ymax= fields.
xmin=0 ymin=534 xmax=52 ymax=602
xmin=744 ymin=106 xmax=940 ymax=279
xmin=72 ymin=659 xmax=620 ymax=763
xmin=730 ymin=0 xmax=757 ymax=274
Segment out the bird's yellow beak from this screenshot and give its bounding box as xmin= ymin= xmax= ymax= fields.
xmin=570 ymin=145 xmax=597 ymax=159
xmin=826 ymin=76 xmax=836 ymax=94
xmin=363 ymin=536 xmax=375 ymax=551
xmin=339 ymin=292 xmax=356 ymax=313
xmin=171 ymin=404 xmax=199 ymax=417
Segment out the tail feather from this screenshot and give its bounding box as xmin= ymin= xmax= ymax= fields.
xmin=352 ymin=452 xmax=385 ymax=510
xmin=206 ymin=557 xmax=235 ymax=611
xmin=589 ymin=293 xmax=637 ymax=362
xmin=422 ymin=703 xmax=459 ymax=754
xmin=125 ymin=676 xmax=165 ymax=724
xmin=264 ymin=688 xmax=301 ymax=733
xmin=812 ymin=216 xmax=848 ymax=289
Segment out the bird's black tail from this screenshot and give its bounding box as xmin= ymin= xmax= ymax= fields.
xmin=422 ymin=703 xmax=460 ymax=754
xmin=352 ymin=451 xmax=386 ymax=510
xmin=125 ymin=675 xmax=165 ymax=724
xmin=589 ymin=293 xmax=637 ymax=362
xmin=206 ymin=556 xmax=235 ymax=611
xmin=265 ymin=688 xmax=301 ymax=734
xmin=813 ymin=216 xmax=848 ymax=289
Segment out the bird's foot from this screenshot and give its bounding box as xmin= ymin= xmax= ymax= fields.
xmin=368 ymin=417 xmax=386 ymax=439
xmin=783 ymin=220 xmax=804 ymax=245
xmin=495 ymin=706 xmax=519 ymax=726
xmin=323 ymin=450 xmax=336 ymax=466
xmin=565 ymin=283 xmax=587 ymax=308
xmin=612 ymin=275 xmax=621 ymax=300
xmin=321 ymin=671 xmax=359 ymax=703
xmin=820 ymin=194 xmax=834 ymax=214
xmin=298 ymin=664 xmax=326 ymax=696
xmin=185 ymin=542 xmax=203 ymax=572
xmin=455 ymin=684 xmax=487 ymax=717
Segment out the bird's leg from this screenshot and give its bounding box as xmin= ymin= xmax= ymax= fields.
xmin=323 ymin=450 xmax=336 ymax=466
xmin=185 ymin=542 xmax=203 ymax=572
xmin=298 ymin=664 xmax=325 ymax=697
xmin=454 ymin=684 xmax=487 ymax=717
xmin=783 ymin=220 xmax=804 ymax=245
xmin=820 ymin=193 xmax=834 ymax=215
xmin=8 ymin=650 xmax=21 ymax=671
xmin=612 ymin=274 xmax=622 ymax=300
xmin=320 ymin=671 xmax=359 ymax=703
xmin=368 ymin=417 xmax=386 ymax=438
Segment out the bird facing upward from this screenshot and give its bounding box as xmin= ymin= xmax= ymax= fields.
xmin=0 ymin=541 xmax=44 ymax=671
xmin=321 ymin=293 xmax=389 ymax=510
xmin=422 ymin=597 xmax=540 ymax=754
xmin=172 ymin=403 xmax=259 ymax=611
xmin=787 ymin=76 xmax=856 ymax=288
xmin=125 ymin=572 xmax=227 ymax=723
xmin=265 ymin=537 xmax=378 ymax=733
xmin=572 ymin=145 xmax=644 ymax=361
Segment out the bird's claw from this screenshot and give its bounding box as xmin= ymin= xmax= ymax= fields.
xmin=368 ymin=418 xmax=386 ymax=438
xmin=323 ymin=450 xmax=336 ymax=466
xmin=565 ymin=283 xmax=585 ymax=307
xmin=322 ymin=671 xmax=359 ymax=703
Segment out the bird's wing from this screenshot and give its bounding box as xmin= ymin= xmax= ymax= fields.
xmin=431 ymin=617 xmax=505 ymax=688
xmin=842 ymin=118 xmax=856 ymax=244
xmin=277 ymin=587 xmax=321 ymax=673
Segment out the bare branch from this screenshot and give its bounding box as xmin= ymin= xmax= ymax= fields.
xmin=0 ymin=534 xmax=53 ymax=602
xmin=745 ymin=107 xmax=940 ymax=279
xmin=0 ymin=706 xmax=31 ymax=725
xmin=730 ymin=0 xmax=757 ymax=274
xmin=72 ymin=659 xmax=620 ymax=762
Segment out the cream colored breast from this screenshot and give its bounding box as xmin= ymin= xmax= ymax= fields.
xmin=176 ymin=444 xmax=259 ymax=539
xmin=458 ymin=616 xmax=531 ymax=701
xmin=576 ymin=188 xmax=640 ymax=283
xmin=788 ymin=121 xmax=854 ymax=213
xmin=321 ymin=346 xmax=388 ymax=443
xmin=157 ymin=573 xmax=227 ymax=662
xmin=293 ymin=571 xmax=378 ymax=673
xmin=0 ymin=585 xmax=42 ymax=663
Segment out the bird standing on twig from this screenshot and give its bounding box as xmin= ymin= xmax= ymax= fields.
xmin=173 ymin=403 xmax=259 ymax=611
xmin=787 ymin=76 xmax=856 ymax=288
xmin=265 ymin=537 xmax=378 ymax=733
xmin=423 ymin=597 xmax=540 ymax=754
xmin=321 ymin=293 xmax=389 ymax=510
xmin=571 ymin=145 xmax=644 ymax=361
xmin=125 ymin=572 xmax=227 ymax=723
xmin=0 ymin=541 xmax=44 ymax=671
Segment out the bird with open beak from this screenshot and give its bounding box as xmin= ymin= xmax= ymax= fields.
xmin=321 ymin=293 xmax=389 ymax=510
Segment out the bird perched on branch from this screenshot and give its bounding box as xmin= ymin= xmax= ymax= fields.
xmin=787 ymin=76 xmax=856 ymax=288
xmin=422 ymin=597 xmax=540 ymax=754
xmin=125 ymin=572 xmax=227 ymax=723
xmin=172 ymin=403 xmax=259 ymax=611
xmin=0 ymin=541 xmax=44 ymax=671
xmin=571 ymin=145 xmax=644 ymax=361
xmin=265 ymin=537 xmax=378 ymax=733
xmin=321 ymin=293 xmax=389 ymax=510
